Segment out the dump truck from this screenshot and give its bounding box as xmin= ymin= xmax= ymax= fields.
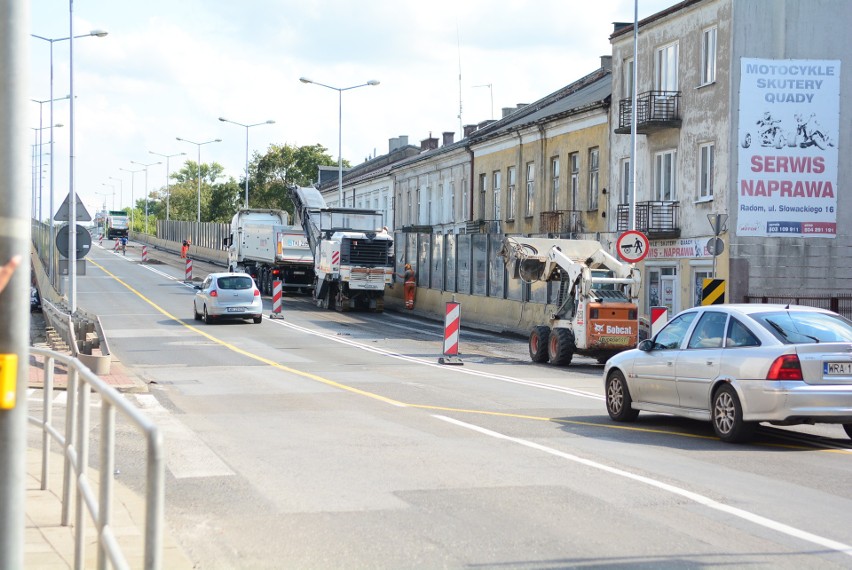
xmin=105 ymin=210 xmax=129 ymax=239
xmin=288 ymin=186 xmax=394 ymax=312
xmin=225 ymin=209 xmax=314 ymax=295
xmin=498 ymin=236 xmax=641 ymax=365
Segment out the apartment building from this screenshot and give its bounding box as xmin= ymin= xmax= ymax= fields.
xmin=609 ymin=0 xmax=850 ymax=316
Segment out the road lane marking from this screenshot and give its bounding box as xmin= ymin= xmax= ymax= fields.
xmin=87 ymin=257 xmax=852 ymax=454
xmin=133 ymin=394 xmax=235 ymax=479
xmin=433 ymin=414 xmax=852 ymax=559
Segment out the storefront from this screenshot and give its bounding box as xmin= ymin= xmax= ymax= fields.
xmin=642 ymin=237 xmax=722 ymax=316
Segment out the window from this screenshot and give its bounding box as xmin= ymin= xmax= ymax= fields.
xmin=588 ymin=148 xmax=599 ymax=211
xmin=550 ymin=157 xmax=560 ymax=210
xmin=654 ymin=149 xmax=677 ymax=201
xmin=478 ymin=173 xmax=487 ymax=220
xmin=507 ymin=166 xmax=516 ymax=220
xmin=655 ymin=42 xmax=679 ymax=91
xmin=462 ymin=178 xmax=468 ymax=220
xmin=687 ymin=311 xmax=727 ymax=349
xmin=648 ymin=266 xmax=678 ymax=313
xmin=623 ymin=57 xmax=634 ymax=98
xmin=653 ymin=312 xmax=697 ymax=350
xmin=701 ymin=27 xmax=717 ymax=85
xmin=416 ymin=188 xmax=421 ymax=223
xmin=726 ymin=318 xmax=760 ymax=348
xmin=699 ymin=143 xmax=714 ymax=200
xmin=493 ymin=170 xmax=502 ymax=220
xmin=525 ymin=162 xmax=535 ymax=217
xmin=450 ymin=180 xmax=456 ymax=220
xmin=427 ymin=186 xmax=432 ymax=224
xmin=568 ymin=153 xmax=579 ymax=210
xmin=407 ymin=189 xmax=412 ymax=225
xmin=620 ymin=158 xmax=631 ymax=205
xmin=693 ymin=268 xmax=713 ymax=308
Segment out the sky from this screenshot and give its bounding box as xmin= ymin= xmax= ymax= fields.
xmin=29 ymin=0 xmax=677 ymax=219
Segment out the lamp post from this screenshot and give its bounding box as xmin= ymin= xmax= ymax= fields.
xmin=299 ymin=77 xmax=380 ymax=207
xmin=149 ymin=150 xmax=185 ymax=221
xmin=108 ymin=175 xmax=123 ymax=210
xmin=29 ymin=123 xmax=62 ymax=221
xmin=130 ymin=160 xmax=161 ymax=235
xmin=119 ymin=167 xmax=143 ymax=231
xmin=176 ymin=137 xmax=221 ymax=223
xmin=32 ymin=27 xmax=108 ymax=304
xmin=100 ymin=182 xmax=115 ymax=209
xmin=218 ymin=117 xmax=275 ymax=208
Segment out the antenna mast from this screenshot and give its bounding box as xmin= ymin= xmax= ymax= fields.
xmin=457 ymin=24 xmax=463 ymax=135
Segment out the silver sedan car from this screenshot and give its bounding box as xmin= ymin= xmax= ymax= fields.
xmin=193 ymin=273 xmax=263 ymax=324
xmin=603 ymin=304 xmax=852 ymax=442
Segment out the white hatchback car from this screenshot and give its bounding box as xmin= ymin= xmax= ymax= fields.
xmin=603 ymin=304 xmax=852 ymax=442
xmin=193 ymin=273 xmax=263 ymax=324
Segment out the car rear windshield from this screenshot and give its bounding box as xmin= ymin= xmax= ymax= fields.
xmin=217 ymin=276 xmax=253 ymax=290
xmin=752 ymin=311 xmax=852 ymax=344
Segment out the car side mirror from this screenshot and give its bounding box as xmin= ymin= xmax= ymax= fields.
xmin=637 ymin=339 xmax=655 ymax=352
xmin=193 ymin=285 xmax=202 ymax=290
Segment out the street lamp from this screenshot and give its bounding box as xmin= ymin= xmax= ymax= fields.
xmin=100 ymin=182 xmax=115 ymax=209
xmin=149 ymin=150 xmax=186 ymax=222
xmin=299 ymin=77 xmax=380 ymax=207
xmin=32 ymin=27 xmax=108 ymax=301
xmin=108 ymin=176 xmax=123 ymax=210
xmin=118 ymin=167 xmax=143 ymax=231
xmin=130 ymin=160 xmax=161 ymax=235
xmin=29 ymin=123 xmax=63 ymax=221
xmin=176 ymin=137 xmax=221 ymax=223
xmin=218 ymin=117 xmax=275 ymax=208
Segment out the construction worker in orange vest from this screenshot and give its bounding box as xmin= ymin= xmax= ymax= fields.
xmin=397 ymin=263 xmax=416 ymax=310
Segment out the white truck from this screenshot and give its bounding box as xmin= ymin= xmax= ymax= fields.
xmin=498 ymin=236 xmax=641 ymax=365
xmin=288 ymin=186 xmax=394 ymax=312
xmin=225 ymin=209 xmax=314 ymax=295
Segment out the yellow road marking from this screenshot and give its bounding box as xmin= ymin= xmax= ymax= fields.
xmin=89 ymin=258 xmax=851 ymax=454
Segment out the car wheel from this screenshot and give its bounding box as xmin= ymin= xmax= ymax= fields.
xmin=712 ymin=384 xmax=756 ymax=443
xmin=606 ymin=369 xmax=639 ymax=422
xmin=528 ymin=326 xmax=550 ymax=363
xmin=547 ymin=328 xmax=574 ymax=366
xmin=202 ymin=306 xmax=213 ymax=324
xmin=253 ymin=315 xmax=262 ymax=324
xmin=193 ymin=302 xmax=201 ymax=321
xmin=843 ymin=424 xmax=852 ymax=440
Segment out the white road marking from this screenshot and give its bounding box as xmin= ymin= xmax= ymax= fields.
xmin=268 ymin=317 xmax=603 ymax=401
xmin=133 ymin=394 xmax=235 ymax=479
xmin=434 ymin=414 xmax=852 ymax=559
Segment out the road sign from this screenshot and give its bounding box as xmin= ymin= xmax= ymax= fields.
xmin=702 ymin=278 xmax=726 ymax=305
xmin=616 ymin=230 xmax=650 ymax=263
xmin=54 ymin=192 xmax=92 ymax=222
xmin=56 ymin=224 xmax=92 ymax=259
xmin=706 ymin=236 xmax=725 ymax=256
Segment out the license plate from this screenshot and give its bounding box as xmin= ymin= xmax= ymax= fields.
xmin=226 ymin=307 xmax=245 ymax=313
xmin=824 ymin=362 xmax=852 ymax=375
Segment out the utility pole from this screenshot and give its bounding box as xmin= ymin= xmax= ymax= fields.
xmin=0 ymin=0 xmax=31 ymax=566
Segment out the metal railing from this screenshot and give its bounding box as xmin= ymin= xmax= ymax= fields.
xmin=617 ymin=201 xmax=680 ymax=236
xmin=617 ymin=90 xmax=682 ymax=131
xmin=540 ymin=210 xmax=583 ymax=235
xmin=28 ymin=347 xmax=164 ymax=570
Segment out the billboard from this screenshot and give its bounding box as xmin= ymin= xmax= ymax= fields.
xmin=737 ymin=58 xmax=840 ymax=237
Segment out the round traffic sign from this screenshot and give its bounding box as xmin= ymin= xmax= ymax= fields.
xmin=616 ymin=230 xmax=650 ymax=263
xmin=56 ymin=223 xmax=92 ymax=260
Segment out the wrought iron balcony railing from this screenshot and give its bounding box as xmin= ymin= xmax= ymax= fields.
xmin=616 ymin=201 xmax=680 ymax=239
xmin=615 ymin=90 xmax=682 ymax=134
xmin=540 ymin=210 xmax=583 ymax=236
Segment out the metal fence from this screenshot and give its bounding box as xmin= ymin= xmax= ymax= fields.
xmin=156 ymin=220 xmax=230 ymax=251
xmin=28 ymin=347 xmax=164 ymax=570
xmin=744 ymin=294 xmax=852 ymax=319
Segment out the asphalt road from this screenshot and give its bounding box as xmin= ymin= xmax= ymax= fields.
xmin=65 ymin=240 xmax=852 ymax=569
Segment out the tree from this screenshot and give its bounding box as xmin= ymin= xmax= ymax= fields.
xmin=165 ymin=160 xmax=227 ymax=221
xmin=246 ymin=144 xmax=340 ymax=213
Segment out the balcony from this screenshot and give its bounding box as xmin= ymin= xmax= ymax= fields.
xmin=465 ymin=219 xmax=503 ymax=234
xmin=614 ymin=90 xmax=682 ymax=134
xmin=540 ymin=210 xmax=583 ymax=236
xmin=616 ymin=201 xmax=680 ymax=239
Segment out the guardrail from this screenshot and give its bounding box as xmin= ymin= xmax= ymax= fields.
xmin=28 ymin=347 xmax=164 ymax=570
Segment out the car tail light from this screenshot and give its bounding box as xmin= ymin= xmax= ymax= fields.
xmin=254 ymin=289 xmax=261 ymax=297
xmin=766 ymin=354 xmax=803 ymax=381
xmin=272 ymin=269 xmax=280 ymax=276
xmin=210 ymin=290 xmax=218 ymax=297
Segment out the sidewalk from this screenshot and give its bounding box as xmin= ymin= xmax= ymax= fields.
xmin=27 ymin=315 xmax=190 ymax=567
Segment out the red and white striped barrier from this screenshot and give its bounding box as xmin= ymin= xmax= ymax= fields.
xmin=270 ymin=280 xmax=283 ymax=318
xmin=184 ymin=258 xmax=193 ymax=282
xmin=650 ymin=306 xmax=669 ymax=338
xmin=141 ymin=245 xmax=148 ymax=263
xmin=439 ymin=301 xmax=463 ymax=365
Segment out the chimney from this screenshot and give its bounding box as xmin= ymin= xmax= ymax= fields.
xmin=420 ymin=134 xmax=439 ymax=151
xmin=463 ymin=124 xmax=477 ymax=137
xmin=501 ymin=107 xmax=514 ymax=118
xmin=442 ymin=131 xmax=455 ymax=146
xmin=600 ymin=55 xmax=612 ymax=70
xmin=399 ymin=135 xmax=408 ymax=147
xmin=388 ymin=137 xmax=399 ymax=153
